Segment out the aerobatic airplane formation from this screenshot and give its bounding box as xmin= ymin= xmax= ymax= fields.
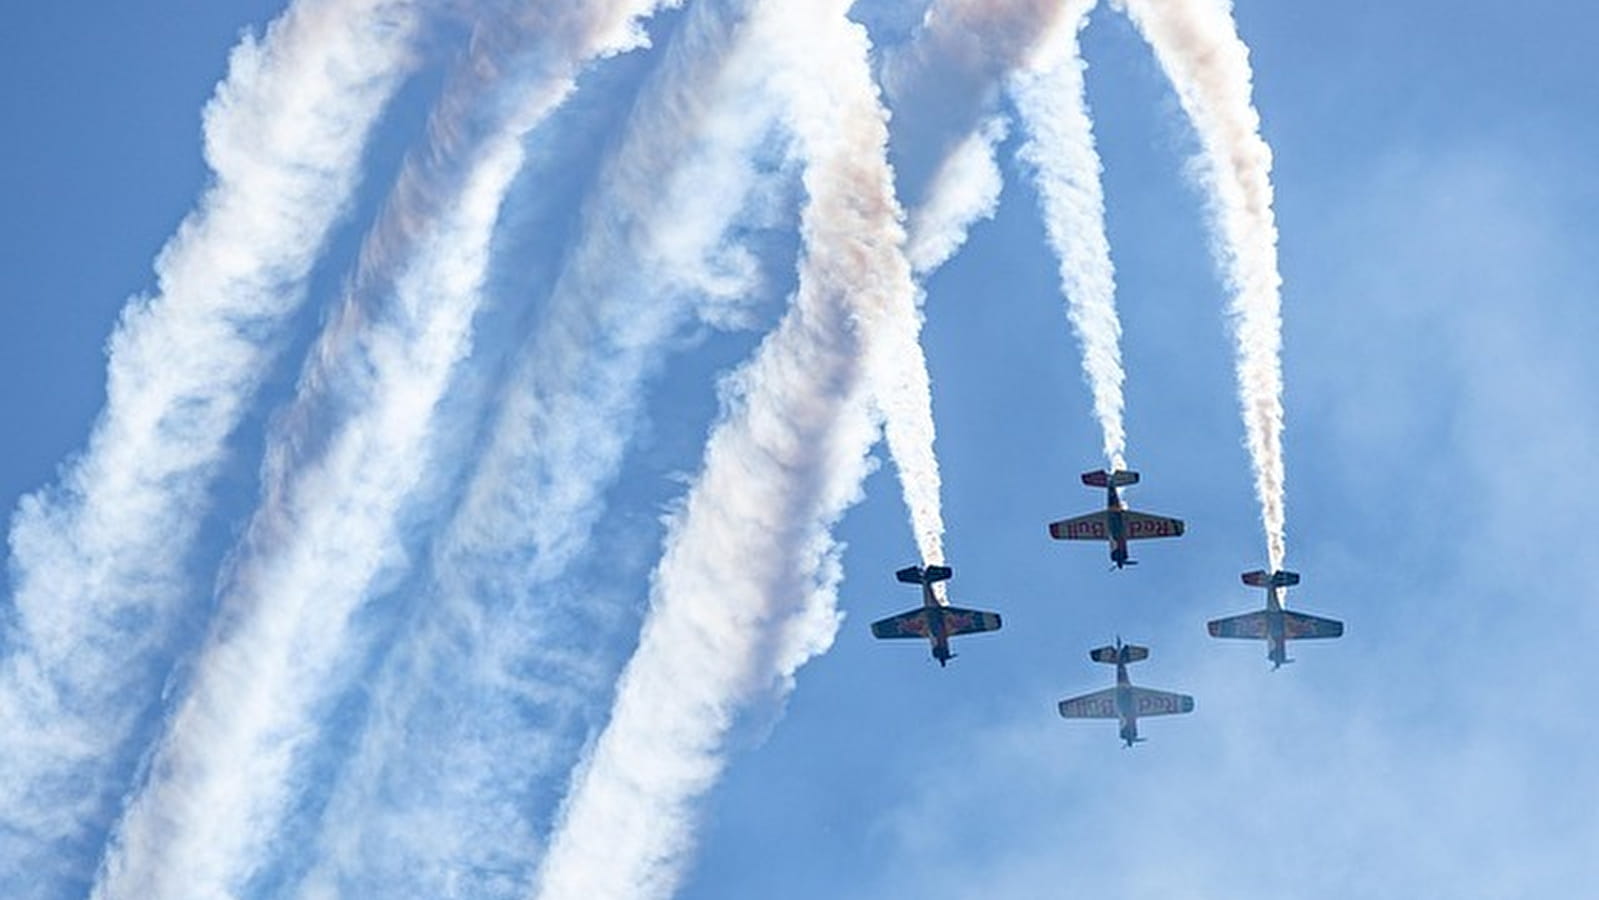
xmin=869 ymin=468 xmax=1346 ymax=746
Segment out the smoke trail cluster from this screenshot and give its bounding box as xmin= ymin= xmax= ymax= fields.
xmin=296 ymin=0 xmax=788 ymax=891
xmin=92 ymin=2 xmax=679 ymax=895
xmin=1 ymin=0 xmax=1295 ymax=894
xmin=1118 ymin=0 xmax=1290 ymax=568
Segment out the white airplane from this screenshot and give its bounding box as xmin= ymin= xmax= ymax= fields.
xmin=1207 ymin=570 xmax=1344 ymax=669
xmin=870 ymin=565 xmax=1002 ymax=667
xmin=1058 ymin=639 xmax=1194 ymax=746
xmin=1048 ymin=470 xmax=1185 ymax=569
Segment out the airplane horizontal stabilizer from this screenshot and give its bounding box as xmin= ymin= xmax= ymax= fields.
xmin=1081 ymin=469 xmax=1140 ymax=488
xmin=1090 ymin=644 xmax=1149 ymax=664
xmin=895 ymin=564 xmax=953 ymax=585
xmin=1242 ymin=570 xmax=1300 ymax=588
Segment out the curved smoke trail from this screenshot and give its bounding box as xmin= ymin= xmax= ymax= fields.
xmin=91 ymin=3 xmax=678 ymax=895
xmin=1013 ymin=0 xmax=1128 ymax=472
xmin=0 ymin=2 xmax=421 ymax=894
xmin=533 ymin=2 xmax=922 ymax=896
xmin=1117 ymin=0 xmax=1288 ymax=568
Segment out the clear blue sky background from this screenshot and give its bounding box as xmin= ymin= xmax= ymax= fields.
xmin=3 ymin=1 xmax=1597 ymax=897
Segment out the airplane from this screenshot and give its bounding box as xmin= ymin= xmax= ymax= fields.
xmin=1048 ymin=470 xmax=1185 ymax=569
xmin=869 ymin=564 xmax=1002 ymax=667
xmin=1057 ymin=638 xmax=1194 ymax=747
xmin=1207 ymin=570 xmax=1344 ymax=669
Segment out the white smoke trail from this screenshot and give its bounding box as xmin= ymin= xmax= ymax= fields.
xmin=90 ymin=3 xmax=678 ymax=896
xmin=1117 ymin=0 xmax=1287 ymax=567
xmin=533 ymin=2 xmax=923 ymax=897
xmin=295 ymin=2 xmax=788 ymax=893
xmin=1012 ymin=0 xmax=1128 ymax=471
xmin=0 ymin=2 xmax=420 ymax=893
xmin=873 ymin=280 xmax=948 ymax=570
xmin=905 ymin=114 xmax=1008 ymax=275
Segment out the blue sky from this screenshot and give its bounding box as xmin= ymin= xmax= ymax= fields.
xmin=3 ymin=1 xmax=1597 ymax=897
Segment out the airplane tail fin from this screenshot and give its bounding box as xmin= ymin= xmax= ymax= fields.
xmin=1242 ymin=569 xmax=1300 ymax=589
xmin=1090 ymin=644 xmax=1150 ymax=665
xmin=896 ymin=564 xmax=952 ymax=585
xmin=1081 ymin=469 xmax=1140 ymax=488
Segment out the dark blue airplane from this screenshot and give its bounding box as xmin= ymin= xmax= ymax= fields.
xmin=870 ymin=565 xmax=1002 ymax=667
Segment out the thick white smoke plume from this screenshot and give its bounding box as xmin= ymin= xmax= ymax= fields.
xmin=872 ymin=276 xmax=948 ymax=570
xmin=0 ymin=2 xmax=420 ymax=894
xmin=1 ymin=0 xmax=1307 ymax=893
xmin=91 ymin=2 xmax=677 ymax=895
xmin=1118 ymin=0 xmax=1288 ymax=568
xmin=1012 ymin=0 xmax=1128 ymax=472
xmin=533 ymin=2 xmax=924 ymax=896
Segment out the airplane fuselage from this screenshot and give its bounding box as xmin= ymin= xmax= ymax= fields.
xmin=1113 ymin=661 xmax=1141 ymax=745
xmin=1264 ymin=586 xmax=1289 ymax=668
xmin=1105 ymin=485 xmax=1132 ymax=568
xmin=921 ymin=582 xmax=954 ymax=666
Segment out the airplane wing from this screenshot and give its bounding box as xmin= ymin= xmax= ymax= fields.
xmin=870 ymin=608 xmax=931 ymax=639
xmin=1129 ymin=687 xmax=1195 ymax=717
xmin=1057 ymin=687 xmax=1118 ymax=719
xmin=1207 ymin=611 xmax=1269 ymax=639
xmin=941 ymin=606 xmax=1002 ymax=637
xmin=1283 ymin=610 xmax=1344 ymax=640
xmin=1048 ymin=511 xmax=1109 ymax=540
xmin=1122 ymin=510 xmax=1185 ymax=539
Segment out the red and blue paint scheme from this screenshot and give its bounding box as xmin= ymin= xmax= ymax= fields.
xmin=1058 ymin=639 xmax=1194 ymax=747
xmin=870 ymin=565 xmax=1002 ymax=667
xmin=1207 ymin=570 xmax=1344 ymax=669
xmin=1048 ymin=470 xmax=1185 ymax=569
